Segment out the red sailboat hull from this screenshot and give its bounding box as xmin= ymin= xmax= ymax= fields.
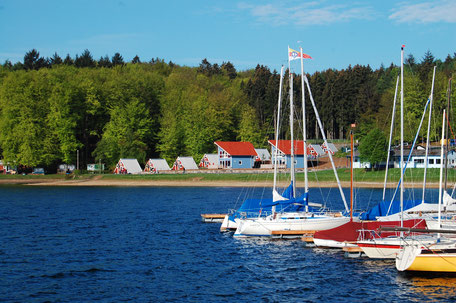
xmin=313 ymin=219 xmax=427 ymax=247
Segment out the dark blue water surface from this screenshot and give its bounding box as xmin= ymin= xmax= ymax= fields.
xmin=1 ymin=185 xmax=455 ymax=302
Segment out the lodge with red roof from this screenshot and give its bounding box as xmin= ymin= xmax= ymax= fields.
xmin=268 ymin=140 xmax=325 ymax=168
xmin=269 ymin=140 xmax=306 ymax=169
xmin=214 ymin=141 xmax=258 ymax=169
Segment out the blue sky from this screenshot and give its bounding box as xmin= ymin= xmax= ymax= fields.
xmin=0 ymin=0 xmax=455 ymax=73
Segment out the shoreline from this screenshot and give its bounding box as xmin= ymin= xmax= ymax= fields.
xmin=0 ymin=178 xmax=447 ymax=188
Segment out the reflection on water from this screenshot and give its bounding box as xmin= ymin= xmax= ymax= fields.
xmin=398 ymin=274 xmax=456 ymax=300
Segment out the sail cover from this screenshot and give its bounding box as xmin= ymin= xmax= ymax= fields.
xmin=360 ymin=199 xmax=424 ymax=220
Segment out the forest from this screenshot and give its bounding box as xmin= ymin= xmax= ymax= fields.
xmin=0 ymin=49 xmax=455 ymax=171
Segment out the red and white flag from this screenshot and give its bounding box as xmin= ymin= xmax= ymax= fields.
xmin=288 ymin=46 xmax=312 ymax=61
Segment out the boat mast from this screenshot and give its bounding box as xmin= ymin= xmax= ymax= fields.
xmin=444 ymin=77 xmax=452 ymax=191
xmin=400 ymin=45 xmax=404 ymax=228
xmin=439 ymin=110 xmax=446 ymax=237
xmin=303 ymin=76 xmax=349 ymax=212
xmin=383 ymin=76 xmax=399 ymax=202
xmin=300 ymin=46 xmax=309 ymax=211
xmin=422 ymin=66 xmax=436 ymax=202
xmin=289 ymin=70 xmax=296 ymax=197
xmin=350 ymin=127 xmax=354 ymax=221
xmin=273 ymin=66 xmax=285 ymax=198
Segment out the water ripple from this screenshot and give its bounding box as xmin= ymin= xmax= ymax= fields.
xmin=0 ymin=186 xmax=455 ymax=302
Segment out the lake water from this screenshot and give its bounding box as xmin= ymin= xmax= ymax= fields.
xmin=1 ymin=185 xmax=455 ymax=302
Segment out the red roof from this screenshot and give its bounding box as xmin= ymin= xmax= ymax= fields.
xmin=215 ymin=141 xmax=257 ymax=156
xmin=268 ymin=140 xmax=306 ymax=155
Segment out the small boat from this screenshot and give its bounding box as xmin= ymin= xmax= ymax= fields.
xmin=396 ymin=237 xmax=456 ymax=272
xmin=234 ymin=211 xmax=349 ymax=238
xmin=357 ymin=234 xmax=438 ymax=259
xmin=396 ymin=82 xmax=456 ymax=272
xmin=220 ymin=183 xmax=305 ymax=232
xmin=314 ymin=219 xmax=427 ymax=248
xmin=314 ymin=120 xmax=428 ymax=248
xmin=356 ymin=48 xmax=451 ymax=259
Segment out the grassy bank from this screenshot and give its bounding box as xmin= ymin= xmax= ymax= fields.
xmin=98 ymin=168 xmax=455 ymax=184
xmin=0 ymin=168 xmax=453 ymax=184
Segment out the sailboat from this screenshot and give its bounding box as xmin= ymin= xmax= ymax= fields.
xmin=361 ymin=71 xmax=456 ymax=223
xmin=220 ymin=66 xmax=305 ymax=233
xmin=313 ymin=59 xmax=433 ymax=248
xmin=356 ymin=48 xmax=456 ymax=259
xmin=395 ymin=80 xmax=456 ymax=273
xmin=313 ymin=124 xmax=427 ymax=248
xmin=233 ymin=47 xmax=350 ymax=238
xmin=355 ymin=46 xmax=432 ymax=258
xmin=397 ymin=238 xmax=456 ymax=272
xmin=396 ymin=109 xmax=456 ymax=272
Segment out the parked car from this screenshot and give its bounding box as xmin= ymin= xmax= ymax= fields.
xmin=31 ymin=168 xmax=45 ymax=175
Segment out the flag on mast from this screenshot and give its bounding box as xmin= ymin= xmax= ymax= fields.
xmin=288 ymin=46 xmax=312 ymax=61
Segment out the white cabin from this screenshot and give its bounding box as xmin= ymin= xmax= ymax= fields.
xmin=114 ymin=159 xmax=142 ymax=174
xmin=144 ymin=159 xmax=171 ymax=173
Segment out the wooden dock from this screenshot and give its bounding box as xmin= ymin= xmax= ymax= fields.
xmin=342 ymin=245 xmax=363 ymax=253
xmin=271 ymin=230 xmax=316 ymax=239
xmin=342 ymin=245 xmax=365 ymax=258
xmin=201 ymin=213 xmax=226 ymax=223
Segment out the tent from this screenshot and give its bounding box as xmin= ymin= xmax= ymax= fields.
xmin=321 ymin=142 xmax=338 ymax=155
xmin=255 ymin=148 xmax=271 ymax=162
xmin=199 ymin=154 xmax=219 ymax=169
xmin=114 ymin=159 xmax=142 ymax=174
xmin=308 ymin=144 xmax=326 ymax=159
xmin=144 ymin=159 xmax=171 ymax=173
xmin=172 ymin=156 xmax=198 ymax=171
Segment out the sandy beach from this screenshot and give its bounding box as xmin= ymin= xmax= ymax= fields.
xmin=0 ymin=158 xmax=450 ymax=188
xmin=0 ymin=177 xmax=445 ymax=188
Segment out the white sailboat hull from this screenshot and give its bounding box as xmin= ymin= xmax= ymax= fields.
xmin=220 ymin=214 xmax=237 ymax=232
xmin=357 ymin=235 xmax=438 ymax=259
xmin=357 ymin=238 xmax=403 ymax=259
xmin=234 ymin=214 xmax=349 ymax=237
xmin=312 ymin=238 xmax=357 ymax=248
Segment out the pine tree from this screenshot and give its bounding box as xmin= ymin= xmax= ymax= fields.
xmin=63 ymin=54 xmax=74 ymax=65
xmin=111 ymin=53 xmax=124 ymax=66
xmin=23 ymin=49 xmax=46 ymax=70
xmin=2 ymin=60 xmax=13 ymax=70
xmin=98 ymin=55 xmax=112 ymax=68
xmin=418 ymin=50 xmax=435 ymax=83
xmin=75 ymin=49 xmax=95 ymax=68
xmin=221 ymin=61 xmax=237 ymax=79
xmin=131 ymin=55 xmax=141 ymax=64
xmin=405 ymin=54 xmax=416 ymax=68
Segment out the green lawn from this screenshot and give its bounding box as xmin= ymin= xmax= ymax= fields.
xmin=99 ymin=168 xmax=454 ymax=183
xmin=0 ymin=168 xmax=451 ymax=183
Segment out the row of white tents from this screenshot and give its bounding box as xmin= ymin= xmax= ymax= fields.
xmin=114 ymin=157 xmax=199 ymax=174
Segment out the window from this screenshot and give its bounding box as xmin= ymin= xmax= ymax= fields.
xmin=436 ymin=159 xmax=441 ymax=164
xmin=238 ymin=160 xmax=242 ymax=165
xmin=429 ymin=159 xmax=434 ymax=164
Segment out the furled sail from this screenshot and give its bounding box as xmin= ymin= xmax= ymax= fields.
xmin=443 ymin=191 xmax=456 ymax=207
xmin=273 ymin=182 xmax=294 ymax=202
